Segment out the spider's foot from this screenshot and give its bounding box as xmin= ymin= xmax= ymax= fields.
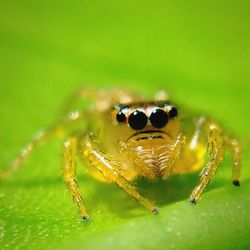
xmin=151 ymin=207 xmax=159 ymax=215
xmin=233 ymin=180 xmax=240 ymax=186
xmin=82 ymin=214 xmax=89 ymax=222
xmin=190 ymin=197 xmax=197 ymax=204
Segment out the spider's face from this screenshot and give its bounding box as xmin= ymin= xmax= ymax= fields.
xmin=110 ymin=101 xmax=181 ymax=178
xmin=112 ymin=101 xmax=180 ymax=145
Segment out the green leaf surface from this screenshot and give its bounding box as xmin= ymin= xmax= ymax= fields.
xmin=0 ymin=1 xmax=250 ymax=250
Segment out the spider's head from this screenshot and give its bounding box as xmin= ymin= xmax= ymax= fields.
xmin=111 ymin=101 xmax=180 ymax=145
xmin=109 ymin=100 xmax=181 ymax=179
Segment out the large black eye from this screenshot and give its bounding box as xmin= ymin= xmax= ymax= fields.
xmin=149 ymin=109 xmax=168 ymax=128
xmin=128 ymin=110 xmax=148 ymax=130
xmin=116 ymin=111 xmax=126 ymax=123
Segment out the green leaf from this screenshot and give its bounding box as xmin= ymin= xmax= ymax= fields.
xmin=0 ymin=1 xmax=250 ymax=250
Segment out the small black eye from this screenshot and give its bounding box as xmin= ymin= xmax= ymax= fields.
xmin=149 ymin=109 xmax=168 ymax=128
xmin=169 ymin=107 xmax=178 ymax=118
xmin=116 ymin=111 xmax=126 ymax=123
xmin=128 ymin=110 xmax=148 ymax=130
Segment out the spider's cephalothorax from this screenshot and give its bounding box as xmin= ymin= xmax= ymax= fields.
xmin=4 ymin=88 xmax=242 ymax=221
xmin=111 ymin=101 xmax=181 ymax=179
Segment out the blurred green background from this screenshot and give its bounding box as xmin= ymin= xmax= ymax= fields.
xmin=0 ymin=1 xmax=250 ymax=250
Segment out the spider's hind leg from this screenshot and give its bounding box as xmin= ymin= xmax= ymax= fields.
xmin=0 ymin=128 xmax=57 ymax=179
xmin=0 ymin=111 xmax=84 ymax=179
xmin=62 ymin=87 xmax=140 ymax=114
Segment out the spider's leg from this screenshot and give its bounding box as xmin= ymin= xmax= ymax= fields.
xmin=190 ymin=123 xmax=225 ymax=203
xmin=225 ymin=136 xmax=242 ymax=186
xmin=63 ymin=135 xmax=89 ymax=221
xmin=82 ymin=134 xmax=158 ymax=214
xmin=62 ymin=87 xmax=140 ymax=113
xmin=61 ymin=88 xmax=100 ymax=113
xmin=0 ymin=111 xmax=83 ymax=179
xmin=154 ymin=90 xmax=169 ymax=101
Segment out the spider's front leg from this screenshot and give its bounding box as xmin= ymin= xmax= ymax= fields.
xmin=190 ymin=122 xmax=225 ymax=204
xmin=63 ymin=135 xmax=89 ymax=221
xmin=82 ymin=134 xmax=158 ymax=215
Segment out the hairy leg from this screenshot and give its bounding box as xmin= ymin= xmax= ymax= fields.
xmin=190 ymin=122 xmax=225 ymax=203
xmin=0 ymin=110 xmax=84 ymax=179
xmin=82 ymin=134 xmax=158 ymax=214
xmin=154 ymin=90 xmax=169 ymax=101
xmin=225 ymin=136 xmax=242 ymax=186
xmin=62 ymin=87 xmax=140 ymax=113
xmin=63 ymin=135 xmax=89 ymax=221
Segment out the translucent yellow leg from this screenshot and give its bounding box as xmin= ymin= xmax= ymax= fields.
xmin=63 ymin=136 xmax=89 ymax=221
xmin=62 ymin=87 xmax=140 ymax=113
xmin=225 ymin=136 xmax=242 ymax=186
xmin=0 ymin=111 xmax=83 ymax=179
xmin=190 ymin=123 xmax=225 ymax=203
xmin=82 ymin=134 xmax=158 ymax=214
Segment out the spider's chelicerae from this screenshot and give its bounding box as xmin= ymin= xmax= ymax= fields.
xmin=2 ymin=88 xmax=242 ymax=221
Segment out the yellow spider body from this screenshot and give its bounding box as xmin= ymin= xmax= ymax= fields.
xmin=2 ymin=88 xmax=242 ymax=221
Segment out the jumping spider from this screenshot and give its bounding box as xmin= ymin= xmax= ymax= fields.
xmin=2 ymin=88 xmax=242 ymax=221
